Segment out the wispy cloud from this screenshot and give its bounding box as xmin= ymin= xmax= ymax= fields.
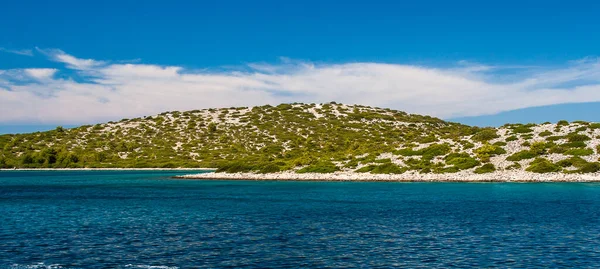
xmin=35 ymin=48 xmax=104 ymax=70
xmin=0 ymin=47 xmax=33 ymax=56
xmin=1 ymin=49 xmax=600 ymax=124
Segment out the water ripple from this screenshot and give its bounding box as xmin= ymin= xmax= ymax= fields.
xmin=2 ymin=171 xmax=600 ymax=268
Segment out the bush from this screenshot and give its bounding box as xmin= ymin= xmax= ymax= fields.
xmin=529 ymin=141 xmax=553 ymax=155
xmin=546 ymin=136 xmax=564 ymax=141
xmin=557 ymin=120 xmax=569 ymax=126
xmin=506 ymin=162 xmax=522 ymax=170
xmin=538 ymin=130 xmax=552 ymax=137
xmin=474 ymin=163 xmax=496 ymax=174
xmin=562 ymin=141 xmax=587 ymax=148
xmin=258 ymin=163 xmax=283 ymax=173
xmin=297 ymin=161 xmax=339 ymax=173
xmin=506 ymin=150 xmax=537 ymax=161
xmin=556 ymin=156 xmax=588 ymax=168
xmin=371 ymin=163 xmax=406 ymax=174
xmin=505 ymin=136 xmax=518 ymax=142
xmin=356 ymin=165 xmax=377 ymax=173
xmin=472 ymin=129 xmax=499 ymax=142
xmin=526 ymin=158 xmax=561 ymax=173
xmin=564 ymin=148 xmax=593 ymax=156
xmin=567 ymin=133 xmax=591 ymax=142
xmin=420 ymin=143 xmax=451 ymax=159
xmin=474 ymin=144 xmax=506 ymax=162
xmin=574 ymin=163 xmax=600 ymax=173
xmin=445 ymin=154 xmax=480 ymax=170
xmin=216 ymin=161 xmax=253 ymax=173
xmin=511 ymin=126 xmax=533 ymax=134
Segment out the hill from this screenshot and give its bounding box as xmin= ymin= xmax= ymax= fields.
xmin=2 ymin=102 xmax=600 ymax=175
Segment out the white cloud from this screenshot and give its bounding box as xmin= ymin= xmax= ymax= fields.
xmin=1 ymin=50 xmax=600 ymax=124
xmin=24 ymin=68 xmax=58 ymax=80
xmin=0 ymin=47 xmax=33 ymax=56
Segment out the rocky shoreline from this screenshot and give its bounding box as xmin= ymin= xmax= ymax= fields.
xmin=0 ymin=168 xmax=216 ymax=171
xmin=175 ymin=171 xmax=600 ymax=182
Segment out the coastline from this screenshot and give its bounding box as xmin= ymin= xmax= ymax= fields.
xmin=175 ymin=171 xmax=600 ymax=182
xmin=0 ymin=168 xmax=217 ymax=171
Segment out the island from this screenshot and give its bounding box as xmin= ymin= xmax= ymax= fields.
xmin=3 ymin=102 xmax=600 ymax=182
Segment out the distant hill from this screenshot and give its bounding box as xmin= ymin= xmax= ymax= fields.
xmin=2 ymin=102 xmax=600 ymax=174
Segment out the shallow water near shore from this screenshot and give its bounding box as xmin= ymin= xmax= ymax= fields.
xmin=2 ymin=171 xmax=600 ymax=268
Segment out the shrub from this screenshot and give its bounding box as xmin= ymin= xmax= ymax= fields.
xmin=297 ymin=161 xmax=339 ymax=173
xmin=548 ymin=146 xmax=567 ymax=154
xmin=437 ymin=166 xmax=460 ymax=173
xmin=546 ymin=136 xmax=564 ymax=141
xmin=506 ymin=162 xmax=522 ymax=170
xmin=566 ymin=133 xmax=591 ymax=142
xmin=511 ymin=126 xmax=533 ymax=134
xmin=505 ymin=136 xmax=518 ymax=142
xmin=529 ymin=141 xmax=553 ymax=155
xmin=216 ymin=161 xmax=253 ymax=173
xmin=574 ymin=163 xmax=600 ymax=173
xmin=538 ymin=130 xmax=552 ymax=137
xmin=564 ymin=148 xmax=594 ymax=156
xmin=472 ymin=129 xmax=499 ymax=142
xmin=395 ymin=148 xmax=420 ymax=156
xmin=562 ymin=141 xmax=587 ymax=148
xmin=420 ymin=143 xmax=451 ymax=159
xmin=493 ymin=141 xmax=507 ymax=146
xmin=371 ymin=163 xmax=406 ymax=174
xmin=526 ymin=158 xmax=561 ymax=173
xmin=356 ymin=165 xmax=377 ymax=173
xmin=474 ymin=144 xmax=506 ymax=162
xmin=461 ymin=141 xmax=475 ymax=149
xmin=506 ymin=150 xmax=537 ymax=161
xmin=557 ymin=120 xmax=569 ymax=126
xmin=474 ymin=163 xmax=496 ymax=174
xmin=556 ymin=156 xmax=588 ymax=168
xmin=445 ymin=154 xmax=480 ymax=170
xmin=258 ymin=163 xmax=283 ymax=173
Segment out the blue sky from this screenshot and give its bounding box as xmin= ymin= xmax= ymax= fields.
xmin=1 ymin=0 xmax=600 ymax=133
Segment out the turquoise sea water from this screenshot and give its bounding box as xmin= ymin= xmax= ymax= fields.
xmin=1 ymin=171 xmax=600 ymax=268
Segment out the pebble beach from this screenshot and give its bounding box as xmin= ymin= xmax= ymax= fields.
xmin=176 ymin=171 xmax=600 ymax=182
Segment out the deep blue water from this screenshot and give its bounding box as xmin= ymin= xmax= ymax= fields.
xmin=2 ymin=171 xmax=600 ymax=268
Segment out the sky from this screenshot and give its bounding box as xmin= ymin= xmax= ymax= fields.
xmin=1 ymin=0 xmax=600 ymax=133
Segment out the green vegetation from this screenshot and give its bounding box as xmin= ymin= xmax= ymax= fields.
xmin=471 ymin=129 xmax=498 ymax=142
xmin=526 ymin=158 xmax=561 ymax=173
xmin=445 ymin=153 xmax=480 ymax=170
xmin=539 ymin=130 xmax=552 ymax=137
xmin=356 ymin=163 xmax=406 ymax=174
xmin=474 ymin=163 xmax=496 ymax=174
xmin=564 ymin=148 xmax=594 ymax=156
xmin=506 ymin=150 xmax=538 ymax=161
xmin=297 ymin=161 xmax=339 ymax=173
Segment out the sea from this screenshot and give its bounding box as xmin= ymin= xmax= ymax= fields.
xmin=1 ymin=170 xmax=600 ymax=268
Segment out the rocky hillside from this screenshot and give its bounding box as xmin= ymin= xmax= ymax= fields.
xmin=2 ymin=102 xmax=600 ymax=175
